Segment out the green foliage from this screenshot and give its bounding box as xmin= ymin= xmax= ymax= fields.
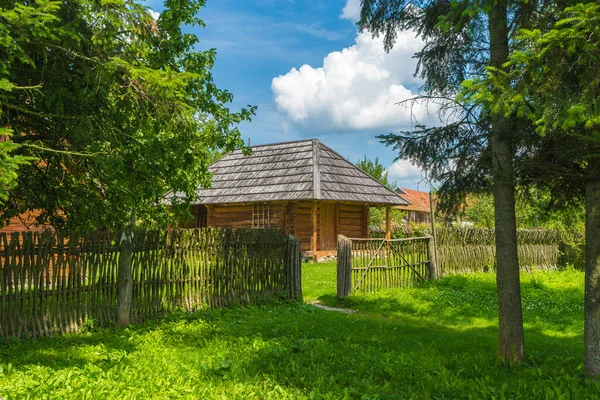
xmin=459 ymin=2 xmax=600 ymax=207
xmin=362 ymin=1 xmax=589 ymax=216
xmin=370 ymin=223 xmax=432 ymax=239
xmin=355 ymin=155 xmax=405 ymax=228
xmin=356 ymin=155 xmax=396 ymax=190
xmin=406 ymin=221 xmax=430 ymax=237
xmin=0 ymin=129 xmax=31 ymax=204
xmin=465 ymin=190 xmax=585 ymax=234
xmin=368 ymin=206 xmax=405 ymax=231
xmin=0 ymin=268 xmax=594 ymax=398
xmin=0 ymin=0 xmax=255 ymax=231
xmin=505 ymin=3 xmax=600 ymax=139
xmin=465 ymin=193 xmax=495 ymax=229
xmin=360 ymin=0 xmax=503 ymax=213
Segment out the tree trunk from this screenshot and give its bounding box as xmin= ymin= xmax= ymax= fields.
xmin=116 ymin=235 xmax=133 ymax=326
xmin=585 ymin=155 xmax=600 ymax=377
xmin=489 ymin=0 xmax=525 ymax=364
xmin=116 ymin=210 xmax=135 ymax=327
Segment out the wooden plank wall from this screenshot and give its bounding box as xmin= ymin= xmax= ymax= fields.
xmin=284 ymin=202 xmax=296 ymax=234
xmin=295 ymin=202 xmax=368 ymax=251
xmin=205 ymin=202 xmax=307 ymax=248
xmin=0 ymin=210 xmax=53 ymax=235
xmin=294 ymin=202 xmax=317 ymax=252
xmin=179 ymin=205 xmax=208 ymax=229
xmin=204 ymin=201 xmax=369 ymax=252
xmin=207 ymin=204 xmax=252 ymax=228
xmin=207 ymin=203 xmax=287 ymax=229
xmin=338 ymin=203 xmax=368 ymax=239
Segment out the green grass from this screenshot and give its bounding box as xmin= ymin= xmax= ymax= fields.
xmin=302 ymin=261 xmax=338 ymax=302
xmin=0 ymin=263 xmax=596 ymax=399
xmin=304 ymin=262 xmax=584 ymax=337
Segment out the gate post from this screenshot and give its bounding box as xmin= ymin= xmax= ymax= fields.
xmin=337 ymin=235 xmax=352 ymax=298
xmin=285 ymin=235 xmax=303 ymax=301
xmin=426 ymin=235 xmax=440 ymax=280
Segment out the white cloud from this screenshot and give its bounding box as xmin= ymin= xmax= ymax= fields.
xmin=272 ymin=29 xmax=438 ymax=133
xmin=388 ymin=159 xmax=425 ymax=187
xmin=341 ymin=0 xmax=361 ymax=22
xmin=149 ymin=9 xmax=160 ymax=20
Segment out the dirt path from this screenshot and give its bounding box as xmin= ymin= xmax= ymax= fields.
xmin=309 ymin=302 xmax=356 ymax=314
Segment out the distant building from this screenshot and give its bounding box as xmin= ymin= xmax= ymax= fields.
xmin=0 ymin=210 xmax=53 ymax=235
xmin=395 ymin=188 xmax=431 ymax=224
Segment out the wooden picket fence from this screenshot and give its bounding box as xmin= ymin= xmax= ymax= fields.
xmin=371 ymin=226 xmax=573 ymax=274
xmin=0 ymin=228 xmax=302 ymax=340
xmin=337 ymin=235 xmax=438 ymax=297
xmin=435 ymin=228 xmax=562 ymax=274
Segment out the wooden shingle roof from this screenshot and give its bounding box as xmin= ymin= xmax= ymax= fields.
xmin=193 ymin=139 xmax=410 ymax=206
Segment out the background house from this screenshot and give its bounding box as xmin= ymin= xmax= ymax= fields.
xmin=179 ymin=139 xmax=409 ymax=253
xmin=0 ymin=210 xmax=53 ymax=234
xmin=396 ymin=188 xmax=431 ymax=224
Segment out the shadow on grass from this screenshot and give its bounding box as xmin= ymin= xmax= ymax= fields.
xmin=0 ymin=268 xmax=590 ymax=398
xmin=0 ymin=302 xmax=587 ymax=397
xmin=315 ymin=273 xmax=583 ymax=336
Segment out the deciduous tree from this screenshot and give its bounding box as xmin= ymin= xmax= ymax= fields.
xmin=0 ymin=0 xmax=254 ymax=231
xmin=356 ymin=155 xmax=397 ymax=190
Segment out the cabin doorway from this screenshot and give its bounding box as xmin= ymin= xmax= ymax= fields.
xmin=180 ymin=205 xmax=208 ymax=229
xmin=195 ymin=205 xmax=208 ymax=228
xmin=319 ymin=203 xmax=337 ymax=251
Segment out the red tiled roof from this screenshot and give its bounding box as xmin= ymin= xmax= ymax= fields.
xmin=396 ymin=188 xmax=431 ymax=213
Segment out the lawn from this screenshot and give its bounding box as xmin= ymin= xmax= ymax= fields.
xmin=0 ymin=263 xmax=596 ymax=399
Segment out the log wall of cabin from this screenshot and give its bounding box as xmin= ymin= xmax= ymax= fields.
xmin=338 ymin=203 xmax=369 ymax=239
xmin=179 ymin=205 xmax=208 ymax=229
xmin=199 ymin=201 xmax=369 ymax=252
xmin=293 ymin=201 xmax=368 ymax=252
xmin=294 ymin=201 xmax=318 ymax=252
xmin=0 ymin=210 xmax=54 ymax=234
xmin=206 ymin=203 xmax=288 ymax=229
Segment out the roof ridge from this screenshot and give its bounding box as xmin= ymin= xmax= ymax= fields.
xmin=247 ymin=138 xmax=314 ymax=149
xmin=312 ymin=139 xmax=321 ymax=199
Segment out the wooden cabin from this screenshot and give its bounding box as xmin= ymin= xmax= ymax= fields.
xmin=180 ymin=139 xmax=410 ymax=254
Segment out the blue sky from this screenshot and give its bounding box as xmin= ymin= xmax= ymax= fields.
xmin=147 ymin=0 xmax=436 ymax=190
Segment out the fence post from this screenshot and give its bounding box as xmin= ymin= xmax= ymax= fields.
xmin=337 ymin=235 xmax=352 ymax=298
xmin=285 ymin=235 xmax=302 ymax=301
xmin=426 ymin=235 xmax=439 ymax=280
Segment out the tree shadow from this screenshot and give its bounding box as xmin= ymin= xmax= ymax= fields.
xmin=0 ymin=301 xmax=592 ymax=398
xmin=315 ymin=273 xmax=584 ymax=336
xmin=0 ymin=268 xmax=590 ymax=399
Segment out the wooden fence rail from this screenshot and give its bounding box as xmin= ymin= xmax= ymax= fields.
xmin=370 ymin=226 xmax=578 ymax=274
xmin=0 ymin=228 xmax=302 ymax=340
xmin=337 ymin=235 xmax=437 ymax=297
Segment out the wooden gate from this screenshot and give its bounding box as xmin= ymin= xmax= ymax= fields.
xmin=337 ymin=235 xmax=438 ymax=297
